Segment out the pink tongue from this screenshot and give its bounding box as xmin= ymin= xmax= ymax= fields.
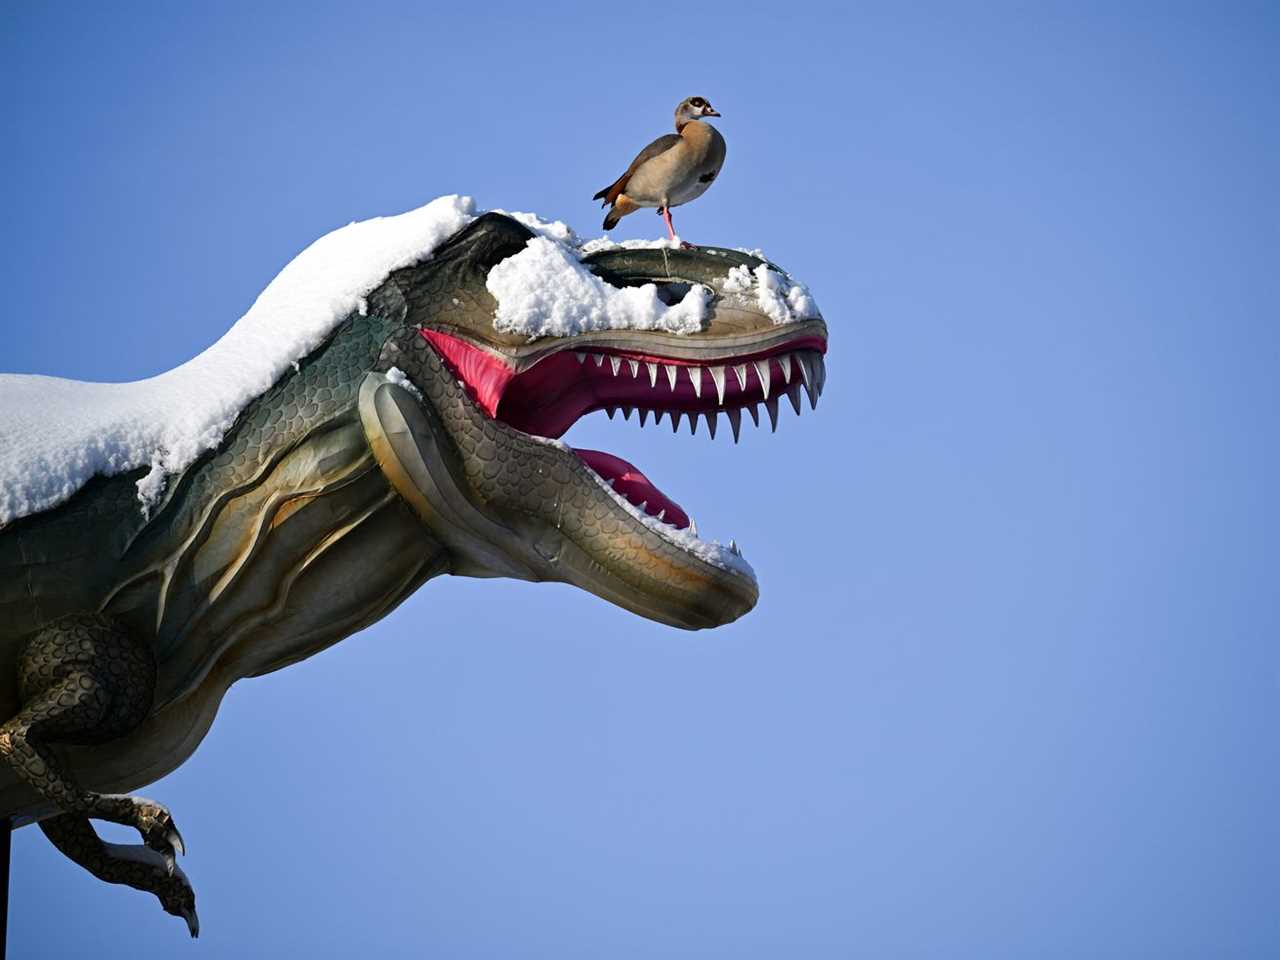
xmin=573 ymin=448 xmax=690 ymax=530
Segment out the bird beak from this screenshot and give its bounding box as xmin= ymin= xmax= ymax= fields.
xmin=705 ymin=108 xmax=721 ymax=117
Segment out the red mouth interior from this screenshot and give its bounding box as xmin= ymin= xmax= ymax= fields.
xmin=419 ymin=328 xmax=826 ymax=531
xmin=574 ymin=449 xmax=690 ymax=529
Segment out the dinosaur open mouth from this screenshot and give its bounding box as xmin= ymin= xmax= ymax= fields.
xmin=419 ymin=327 xmax=826 ymax=539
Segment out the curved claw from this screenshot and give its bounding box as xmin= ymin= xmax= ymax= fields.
xmin=167 ymin=827 xmax=186 ymax=858
xmin=180 ymin=905 xmax=200 ymax=938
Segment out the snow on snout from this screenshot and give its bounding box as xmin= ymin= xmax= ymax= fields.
xmin=721 ymin=263 xmax=818 ymax=325
xmin=486 ymin=237 xmax=711 ymax=339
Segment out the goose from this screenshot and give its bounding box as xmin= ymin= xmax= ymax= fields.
xmin=594 ymin=96 xmax=725 ymax=246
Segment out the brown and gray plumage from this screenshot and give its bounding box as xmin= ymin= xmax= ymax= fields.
xmin=594 ymin=96 xmax=726 ymax=244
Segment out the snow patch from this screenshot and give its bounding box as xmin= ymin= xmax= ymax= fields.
xmin=384 ymin=366 xmax=423 ymax=402
xmin=492 ymin=209 xmax=582 ymax=247
xmin=719 ymin=263 xmax=819 ymax=326
xmin=722 ymin=264 xmax=754 ymax=295
xmin=486 ymin=237 xmax=712 ymax=339
xmin=577 ymin=235 xmax=685 ymax=256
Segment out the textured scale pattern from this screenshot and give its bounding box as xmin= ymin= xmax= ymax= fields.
xmin=40 ymin=812 xmax=197 ymax=933
xmin=0 ymin=615 xmax=196 ymax=931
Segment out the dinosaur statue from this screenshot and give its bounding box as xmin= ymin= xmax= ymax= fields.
xmin=0 ymin=213 xmax=827 ymax=936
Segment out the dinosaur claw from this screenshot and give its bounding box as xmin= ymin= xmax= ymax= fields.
xmin=167 ymin=827 xmax=186 ymax=857
xmin=181 ymin=905 xmax=200 ymax=938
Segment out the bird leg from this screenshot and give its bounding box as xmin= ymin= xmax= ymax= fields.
xmin=659 ymin=207 xmax=695 ymax=249
xmin=660 ymin=206 xmax=677 ymax=241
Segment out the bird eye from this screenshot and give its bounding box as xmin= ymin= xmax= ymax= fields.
xmin=691 ymin=98 xmax=704 ymax=107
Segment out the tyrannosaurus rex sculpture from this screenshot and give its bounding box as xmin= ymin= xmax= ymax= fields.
xmin=0 ymin=213 xmax=827 ymax=936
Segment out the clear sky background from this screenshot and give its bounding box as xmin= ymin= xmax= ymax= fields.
xmin=2 ymin=2 xmax=1277 ymax=957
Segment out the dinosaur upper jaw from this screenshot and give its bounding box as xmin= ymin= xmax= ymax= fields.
xmin=421 ymin=320 xmax=827 ymax=534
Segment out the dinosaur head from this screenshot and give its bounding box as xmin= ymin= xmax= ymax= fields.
xmin=365 ymin=214 xmax=827 ymax=630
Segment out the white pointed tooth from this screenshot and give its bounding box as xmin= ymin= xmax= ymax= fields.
xmin=664 ymin=364 xmax=679 ymax=391
xmin=797 ymin=352 xmax=814 ymax=390
xmin=593 ymin=353 xmax=605 ymax=367
xmin=639 ymin=408 xmax=650 ymax=427
xmin=689 ymin=517 xmax=699 ymax=537
xmin=753 ymin=359 xmax=772 ymax=400
xmin=638 ymin=500 xmax=648 ymax=513
xmin=606 ymin=406 xmax=617 ymax=419
xmin=733 ymin=364 xmax=748 ymax=390
xmin=609 ymin=355 xmax=622 ymax=376
xmin=797 ymin=352 xmax=819 ymax=409
xmin=727 ymin=406 xmax=742 ymax=442
xmin=815 ymin=354 xmax=826 ymax=396
xmin=657 ymin=508 xmax=665 ymax=521
xmin=628 ymin=358 xmax=640 ymax=378
xmin=796 ymin=352 xmax=818 ymax=408
xmin=670 ymin=410 xmax=682 ymax=433
xmin=687 ymin=365 xmax=703 ymax=398
xmin=765 ymin=396 xmax=780 ymax=432
xmin=704 ymin=409 xmax=718 ymax=439
xmin=622 ymin=405 xmax=633 ymax=421
xmin=575 ymin=351 xmax=587 ymax=364
xmin=609 ymin=477 xmax=618 ymax=487
xmin=779 ymin=353 xmax=793 ymax=384
xmin=786 ymin=383 xmax=803 ymax=416
xmin=646 ymin=361 xmax=659 ymax=387
xmin=709 ymin=365 xmax=727 ymax=404
xmin=746 ymin=403 xmax=760 ymax=428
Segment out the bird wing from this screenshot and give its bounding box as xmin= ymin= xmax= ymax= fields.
xmin=593 ymin=134 xmax=682 ymax=206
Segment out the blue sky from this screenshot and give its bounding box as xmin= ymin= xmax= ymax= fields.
xmin=2 ymin=2 xmax=1277 ymax=956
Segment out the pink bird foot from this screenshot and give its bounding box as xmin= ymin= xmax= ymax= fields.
xmin=659 ymin=206 xmax=694 ymax=247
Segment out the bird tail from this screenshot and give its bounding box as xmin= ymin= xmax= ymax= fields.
xmin=594 ymin=173 xmax=630 ymax=208
xmin=601 ymin=195 xmax=638 ymax=231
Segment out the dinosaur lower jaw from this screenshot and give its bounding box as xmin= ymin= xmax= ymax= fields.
xmin=418 ymin=327 xmax=826 ymax=536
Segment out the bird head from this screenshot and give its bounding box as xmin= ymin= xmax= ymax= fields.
xmin=675 ymin=96 xmax=721 ymax=128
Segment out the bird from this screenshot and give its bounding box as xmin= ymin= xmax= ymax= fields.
xmin=593 ymin=96 xmax=726 ymax=246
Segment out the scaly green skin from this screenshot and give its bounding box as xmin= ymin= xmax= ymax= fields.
xmin=0 ymin=214 xmax=827 ymax=936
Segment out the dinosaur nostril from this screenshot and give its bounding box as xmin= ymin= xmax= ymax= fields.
xmin=654 ymin=282 xmax=693 ymax=306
